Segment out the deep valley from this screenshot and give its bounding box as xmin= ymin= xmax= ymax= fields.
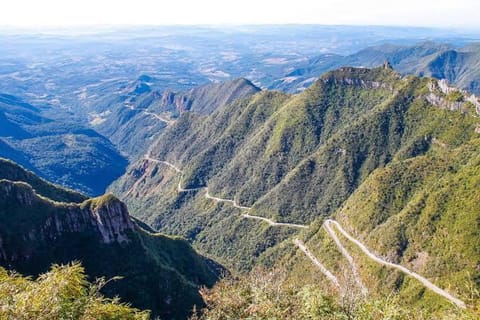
xmin=1 ymin=25 xmax=480 ymax=319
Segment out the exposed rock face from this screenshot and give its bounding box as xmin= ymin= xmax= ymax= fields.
xmin=468 ymin=95 xmax=480 ymax=115
xmin=155 ymin=78 xmax=261 ymax=115
xmin=425 ymin=92 xmax=463 ymax=111
xmin=0 ymin=180 xmax=41 ymax=207
xmin=0 ymin=179 xmax=135 ymax=264
xmin=0 ymin=171 xmax=221 ymax=320
xmin=160 ymin=90 xmax=192 ymax=112
xmin=321 ymin=76 xmax=394 ymax=90
xmin=437 ymin=79 xmax=454 ymax=94
xmin=427 ymin=79 xmax=480 ymax=115
xmin=320 ymin=67 xmax=397 ymax=91
xmin=160 ymin=90 xmax=176 ymax=106
xmin=86 ymin=197 xmax=134 ymax=243
xmin=159 ymin=90 xmax=192 ymax=113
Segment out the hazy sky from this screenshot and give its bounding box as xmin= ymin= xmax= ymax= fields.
xmin=1 ymin=0 xmax=479 ymax=29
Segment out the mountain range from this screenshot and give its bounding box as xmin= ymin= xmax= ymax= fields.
xmin=110 ymin=65 xmax=480 ymax=315
xmin=0 ymin=93 xmax=127 ymax=195
xmin=92 ymin=77 xmax=260 ymax=159
xmin=272 ymin=42 xmax=480 ymax=95
xmin=1 ymin=27 xmax=480 ymax=319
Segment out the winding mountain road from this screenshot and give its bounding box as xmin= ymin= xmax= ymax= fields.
xmin=143 ymin=111 xmax=175 ymax=125
xmin=323 ymin=220 xmax=367 ymax=294
xmin=294 ymin=239 xmax=341 ymax=290
xmin=177 ymin=181 xmax=206 ymax=193
xmin=144 ymin=155 xmax=307 ymax=229
xmin=122 ymin=105 xmax=174 ymax=125
xmin=324 ymin=219 xmax=466 ymax=309
xmin=205 ymin=190 xmax=253 ymax=210
xmin=243 ymin=213 xmax=308 ymax=229
xmin=141 ymin=154 xmax=467 ymax=309
xmin=144 ymin=155 xmax=182 ymax=173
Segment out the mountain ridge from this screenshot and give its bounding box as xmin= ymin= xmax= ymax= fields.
xmin=109 ymin=66 xmax=480 ymax=314
xmin=94 ymin=77 xmax=261 ymax=159
xmin=272 ymin=42 xmax=480 ymax=95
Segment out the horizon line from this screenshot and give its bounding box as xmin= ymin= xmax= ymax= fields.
xmin=1 ymin=23 xmax=479 ymax=30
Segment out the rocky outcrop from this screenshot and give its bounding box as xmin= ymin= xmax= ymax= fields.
xmin=159 ymin=90 xmax=192 ymax=113
xmin=383 ymin=60 xmax=393 ymax=70
xmin=425 ymin=92 xmax=463 ymax=112
xmin=427 ymin=79 xmax=480 ymax=115
xmin=0 ymin=180 xmax=51 ymax=208
xmin=320 ymin=67 xmax=397 ymax=91
xmin=0 ymin=170 xmax=221 ymax=320
xmin=155 ymin=78 xmax=261 ymax=115
xmin=0 ymin=179 xmax=135 ymax=264
xmin=83 ymin=196 xmax=134 ymax=243
xmin=468 ymin=95 xmax=480 ymax=115
xmin=322 ymin=76 xmax=394 ymax=90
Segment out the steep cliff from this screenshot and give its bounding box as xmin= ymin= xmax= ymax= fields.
xmin=0 ymin=160 xmax=220 ymax=320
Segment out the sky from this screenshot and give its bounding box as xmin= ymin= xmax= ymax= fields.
xmin=1 ymin=0 xmax=479 ymax=29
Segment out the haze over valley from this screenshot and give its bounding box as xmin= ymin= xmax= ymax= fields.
xmin=1 ymin=3 xmax=480 ymax=318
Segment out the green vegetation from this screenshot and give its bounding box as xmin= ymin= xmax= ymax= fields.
xmin=0 ymin=262 xmax=150 ymax=320
xmin=446 ymin=90 xmax=465 ymax=102
xmin=12 ymin=132 xmax=128 ymax=195
xmin=111 ymin=66 xmax=425 ymax=268
xmin=0 ymin=159 xmax=220 ymax=319
xmin=0 ymin=157 xmax=86 ymax=203
xmin=192 ymin=267 xmax=480 ymax=319
xmin=193 ymin=267 xmax=346 ymax=320
xmin=96 ymin=77 xmax=260 ymax=159
xmin=0 ymin=93 xmax=127 ymax=195
xmin=331 ymin=139 xmax=480 ymax=306
xmin=111 ymin=66 xmax=480 ymax=314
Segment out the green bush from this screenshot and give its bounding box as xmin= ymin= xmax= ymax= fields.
xmin=446 ymin=91 xmax=464 ymax=102
xmin=0 ymin=262 xmax=150 ymax=320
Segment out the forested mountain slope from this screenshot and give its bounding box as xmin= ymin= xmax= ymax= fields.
xmin=110 ymin=65 xmax=480 ymax=313
xmin=0 ymin=93 xmax=127 ymax=195
xmin=93 ymin=77 xmax=260 ymax=158
xmin=0 ymin=159 xmax=220 ymax=319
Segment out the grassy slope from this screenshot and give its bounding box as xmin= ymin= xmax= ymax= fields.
xmin=278 ymin=85 xmax=480 ymax=313
xmin=334 ymin=141 xmax=480 ymax=307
